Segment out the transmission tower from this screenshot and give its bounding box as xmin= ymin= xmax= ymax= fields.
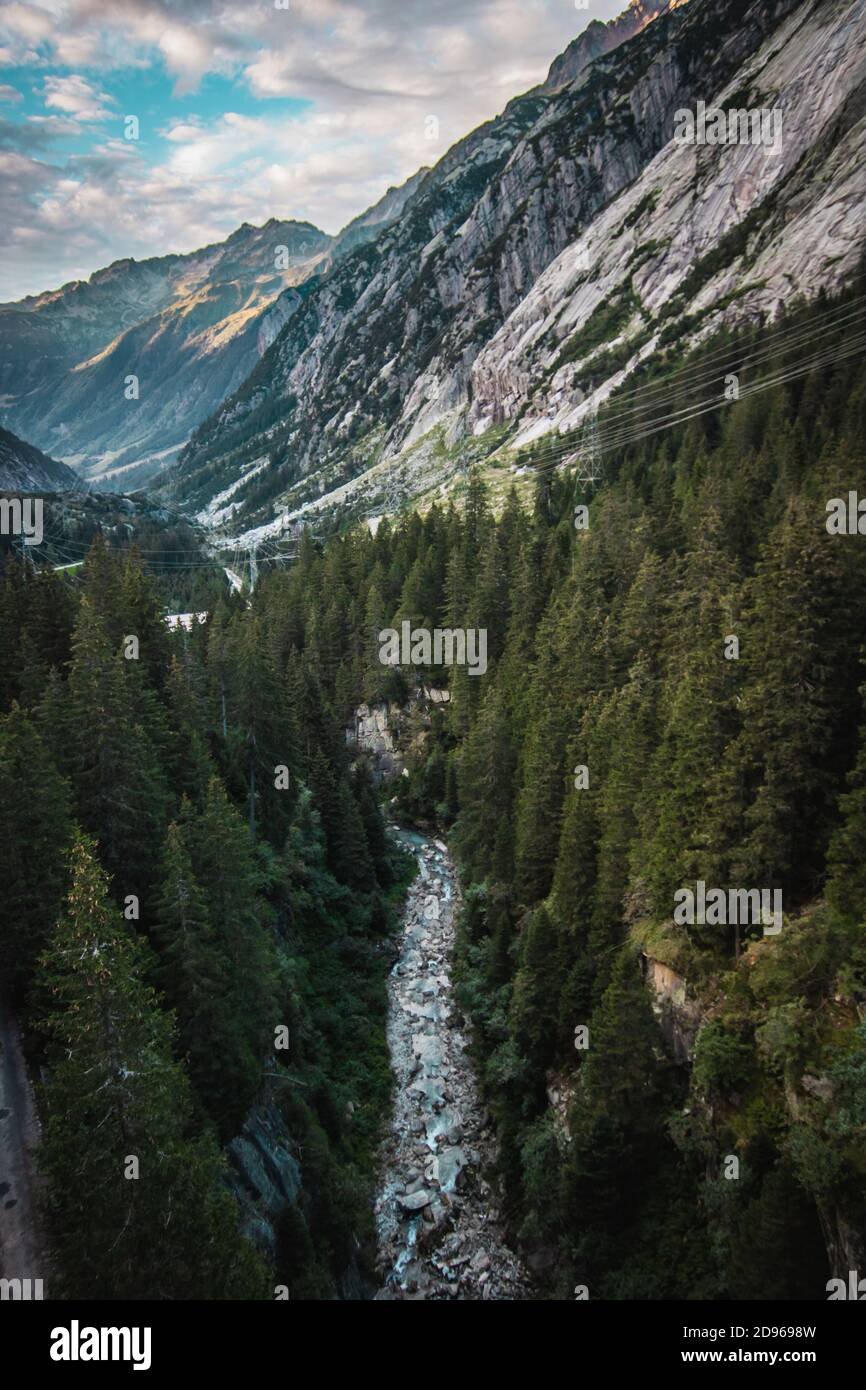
xmin=274 ymin=517 xmax=304 ymax=563
xmin=572 ymin=410 xmax=604 ymax=491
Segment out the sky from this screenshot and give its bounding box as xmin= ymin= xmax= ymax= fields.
xmin=0 ymin=0 xmax=626 ymax=301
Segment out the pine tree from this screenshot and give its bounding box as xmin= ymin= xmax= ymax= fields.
xmin=165 ymin=650 xmax=217 ymax=806
xmin=826 ymin=695 xmax=866 ymax=921
xmin=48 ymin=595 xmax=171 ymax=908
xmin=182 ymin=778 xmax=278 ymax=1136
xmin=352 ymin=759 xmax=393 ymax=888
xmin=455 ymin=678 xmax=517 ymax=884
xmin=38 ymin=836 xmax=271 ymax=1299
xmin=221 ymin=614 xmax=299 ymax=846
xmin=734 ymin=500 xmax=863 ymax=899
xmin=634 ymin=529 xmax=742 ymax=924
xmin=561 ymin=950 xmax=669 ymax=1272
xmin=152 ymin=819 xmax=235 ymax=1119
xmin=0 ymin=557 xmax=25 ymax=709
xmin=509 ymin=906 xmax=563 ymax=1068
xmin=120 ymin=548 xmax=171 ymax=690
xmin=0 ymin=705 xmax=73 ymax=999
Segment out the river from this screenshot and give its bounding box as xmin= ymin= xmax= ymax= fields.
xmin=374 ymin=829 xmax=530 ymax=1300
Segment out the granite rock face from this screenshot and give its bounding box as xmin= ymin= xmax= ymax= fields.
xmin=226 ymin=1102 xmax=302 ymax=1264
xmin=346 ymin=703 xmax=405 ymax=781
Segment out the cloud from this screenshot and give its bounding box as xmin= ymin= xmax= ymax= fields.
xmin=0 ymin=117 xmax=53 ymax=153
xmin=42 ymin=73 xmax=114 ymax=121
xmin=0 ymin=0 xmax=628 ymax=298
xmin=27 ymin=113 xmax=84 ymax=136
xmin=0 ymin=2 xmax=54 ymax=45
xmin=0 ymin=85 xmax=24 ymax=104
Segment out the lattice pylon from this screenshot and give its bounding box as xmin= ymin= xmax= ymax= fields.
xmin=572 ymin=410 xmax=604 ymax=491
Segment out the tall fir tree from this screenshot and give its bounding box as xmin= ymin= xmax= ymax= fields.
xmin=38 ymin=836 xmax=270 ymax=1299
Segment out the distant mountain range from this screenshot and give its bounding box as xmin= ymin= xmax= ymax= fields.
xmin=0 ymin=219 xmax=330 ymax=491
xmin=0 ymin=163 xmax=432 ymax=495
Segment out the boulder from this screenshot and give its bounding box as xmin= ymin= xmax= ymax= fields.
xmin=399 ymin=1189 xmax=433 ymax=1212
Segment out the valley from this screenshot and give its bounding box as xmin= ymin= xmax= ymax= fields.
xmin=1 ymin=0 xmax=866 ymax=1322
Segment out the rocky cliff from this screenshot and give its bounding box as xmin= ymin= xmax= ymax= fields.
xmin=171 ymin=0 xmax=686 ymax=530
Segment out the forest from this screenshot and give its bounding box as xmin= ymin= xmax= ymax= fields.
xmin=0 ymin=528 xmax=407 ymax=1299
xmin=2 ymin=286 xmax=866 ymax=1298
xmin=244 ymin=286 xmax=866 ymax=1298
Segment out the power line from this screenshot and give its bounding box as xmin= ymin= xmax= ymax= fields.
xmin=514 ymin=299 xmax=866 ymax=467
xmin=516 ymin=323 xmax=866 ymax=476
xmin=31 ymin=286 xmax=866 ymax=580
xmin=550 ymin=293 xmax=866 ymax=438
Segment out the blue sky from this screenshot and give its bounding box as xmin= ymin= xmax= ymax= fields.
xmin=0 ymin=0 xmax=626 ymax=300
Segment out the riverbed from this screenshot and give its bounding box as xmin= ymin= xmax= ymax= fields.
xmin=374 ymin=829 xmax=530 ymax=1300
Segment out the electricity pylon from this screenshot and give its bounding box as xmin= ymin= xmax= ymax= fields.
xmin=573 ymin=410 xmax=604 ymax=491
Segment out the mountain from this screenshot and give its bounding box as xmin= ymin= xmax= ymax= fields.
xmin=542 ymin=0 xmax=689 ymax=91
xmin=0 ymin=220 xmax=332 ymax=491
xmin=323 ymin=169 xmax=431 ymax=268
xmin=0 ymin=161 xmax=443 ymax=497
xmin=0 ymin=426 xmax=80 ymax=492
xmin=172 ymin=0 xmax=866 ymax=542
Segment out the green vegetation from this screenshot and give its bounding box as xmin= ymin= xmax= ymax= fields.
xmin=551 ymin=279 xmax=643 ymax=375
xmin=4 ymin=284 xmax=865 ymax=1302
xmin=0 ymin=533 xmax=407 ymax=1299
xmin=254 ymin=286 xmax=866 ymax=1298
xmin=613 ymin=189 xmax=660 ymax=239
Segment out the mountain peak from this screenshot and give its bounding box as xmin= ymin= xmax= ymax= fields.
xmin=544 ymin=0 xmax=687 ymax=91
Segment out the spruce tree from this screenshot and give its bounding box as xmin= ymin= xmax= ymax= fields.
xmin=38 ymin=836 xmax=270 ymax=1299
xmin=0 ymin=705 xmax=73 ymax=999
xmin=182 ymin=778 xmax=278 ymax=1136
xmin=52 ymin=598 xmax=171 ymax=909
xmin=152 ymin=819 xmax=235 ymax=1120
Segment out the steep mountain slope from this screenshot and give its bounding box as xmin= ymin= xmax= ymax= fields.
xmin=544 ymin=0 xmax=689 ymax=90
xmin=172 ymin=0 xmax=682 ymax=530
xmin=174 ymin=0 xmax=866 ymax=544
xmin=0 ymin=426 xmax=80 ymax=492
xmin=323 ymin=169 xmax=431 ymax=269
xmin=0 ymin=220 xmax=332 ymax=490
xmin=470 ymin=0 xmax=866 ymax=449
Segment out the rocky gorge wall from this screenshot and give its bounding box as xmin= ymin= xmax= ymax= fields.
xmin=346 ymin=687 xmax=451 ymax=783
